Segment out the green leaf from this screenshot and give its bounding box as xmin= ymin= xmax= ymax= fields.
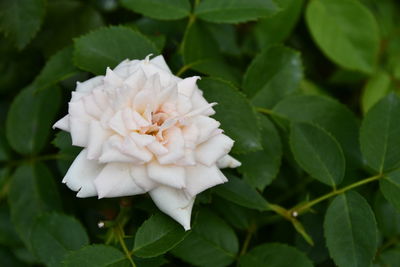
xmin=243 ymin=45 xmax=303 ymax=109
xmin=133 ymin=213 xmax=188 ymax=258
xmin=237 ymin=115 xmax=282 ymax=190
xmin=8 ymin=164 xmax=61 ymax=248
xmin=373 ymin=191 xmax=400 ymax=239
xmin=6 ymin=86 xmax=61 ymax=155
xmin=361 ymin=71 xmax=392 ymax=114
xmin=273 ymin=95 xmax=361 ymax=167
xmin=378 ymin=246 xmax=400 ymax=267
xmin=214 ymin=175 xmax=270 ymax=211
xmin=239 ymin=243 xmax=313 ymax=267
xmin=172 ymin=210 xmax=238 ymax=267
xmin=306 ymin=0 xmax=379 ymax=73
xmin=31 ymin=213 xmax=89 ymax=267
xmin=290 ymin=122 xmax=345 ymax=187
xmin=213 ymin=197 xmax=256 ymax=230
xmin=0 ymin=202 xmax=20 ymax=247
xmin=74 ymin=26 xmax=158 ymax=75
xmin=182 ymin=21 xmax=240 ymax=84
xmin=324 ymin=191 xmax=378 ymax=267
xmin=0 ymin=0 xmax=45 ymax=49
xmin=32 ymin=46 xmax=79 ymax=92
xmin=360 ymin=93 xmax=400 ymax=172
xmin=198 ymin=78 xmax=262 ymax=153
xmin=121 ymin=0 xmax=190 ymax=20
xmin=35 ymin=0 xmax=105 ymax=57
xmin=380 ymin=169 xmax=400 ymax=213
xmin=253 ymin=0 xmax=304 ymax=48
xmin=63 ymin=245 xmax=128 ymax=267
xmin=195 ymin=0 xmax=278 ymax=23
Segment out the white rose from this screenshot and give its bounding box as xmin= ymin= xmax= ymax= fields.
xmin=53 ymin=55 xmax=240 ymax=230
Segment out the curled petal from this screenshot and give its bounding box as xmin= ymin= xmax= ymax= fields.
xmin=217 ymin=155 xmax=241 ymax=168
xmin=157 ymin=127 xmax=185 ymax=164
xmin=147 ymin=161 xmax=186 ymax=188
xmin=196 ymin=134 xmax=234 ymax=166
xmin=53 ymin=115 xmax=70 ymax=131
xmin=149 ymin=186 xmax=194 ymax=230
xmin=177 ymin=76 xmax=200 ymax=97
xmin=185 ymin=164 xmax=227 ymax=196
xmin=194 ymin=116 xmax=220 ymax=144
xmin=63 ymin=149 xmax=103 ymax=198
xmin=94 ymin=162 xmax=145 ymax=198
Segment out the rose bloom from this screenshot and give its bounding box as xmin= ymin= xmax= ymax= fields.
xmin=53 ymin=55 xmax=240 ymax=230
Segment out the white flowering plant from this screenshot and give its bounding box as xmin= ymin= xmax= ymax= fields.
xmin=1 ymin=0 xmax=400 ymax=267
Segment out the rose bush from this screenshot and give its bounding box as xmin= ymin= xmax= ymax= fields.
xmin=53 ymin=55 xmax=240 ymax=230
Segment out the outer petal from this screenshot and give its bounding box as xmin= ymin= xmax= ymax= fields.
xmin=150 ymin=55 xmax=172 ymax=74
xmin=185 ymin=164 xmax=227 ymax=196
xmin=53 ymin=115 xmax=70 ymax=131
xmin=130 ymin=165 xmax=156 ymax=191
xmin=194 ymin=115 xmax=220 ymax=144
xmin=87 ymin=121 xmax=111 ymax=159
xmin=149 ymin=186 xmax=194 ymax=230
xmin=76 ymin=76 xmax=104 ymax=94
xmin=177 ymin=76 xmax=199 ymax=97
xmin=63 ymin=149 xmax=103 ymax=198
xmin=94 ymin=162 xmax=146 ymax=198
xmin=217 ymin=155 xmax=241 ymax=168
xmin=69 ymin=118 xmax=90 ymax=147
xmin=147 ymin=161 xmax=186 ymax=188
xmin=195 ymin=134 xmax=234 ymax=166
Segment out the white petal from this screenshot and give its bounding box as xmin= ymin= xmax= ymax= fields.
xmin=124 ymin=68 xmax=146 ymax=96
xmin=147 ymin=161 xmax=186 ymax=188
xmin=177 ymin=94 xmax=192 ymax=115
xmin=94 ymin=163 xmax=146 ymax=198
xmin=194 ymin=116 xmax=220 ymax=144
xmin=109 ymin=110 xmax=129 ymax=136
xmin=130 ymin=165 xmax=156 ymax=191
xmin=147 ymin=141 xmax=168 ymax=156
xmin=113 ymin=59 xmax=130 ymax=78
xmin=63 ymin=149 xmax=103 ymax=198
xmin=76 ymin=76 xmax=104 ymax=94
xmin=53 ymin=115 xmax=70 ymax=131
xmin=132 ymin=111 xmax=151 ymax=128
xmin=83 ymin=95 xmax=102 ymax=118
xmin=196 ymin=134 xmax=234 ymax=166
xmin=150 ymin=55 xmax=172 ymax=73
xmin=69 ymin=100 xmax=93 ymax=120
xmin=149 ymin=186 xmax=194 ymax=230
xmin=69 ymin=118 xmax=90 ymax=147
xmin=122 ymin=108 xmax=138 ymax=130
xmin=217 ymin=155 xmax=241 ymax=168
xmin=104 ymin=67 xmax=123 ymax=87
xmin=87 ymin=121 xmax=111 ymax=159
xmin=121 ymin=135 xmax=153 ymax=162
xmin=178 ymin=76 xmax=200 ymax=97
xmin=99 ymin=135 xmax=139 ymax=163
xmin=185 ymin=164 xmax=227 ymax=196
xmin=141 ymin=63 xmax=173 ymax=87
xmin=130 ymin=132 xmax=155 ymax=147
xmin=93 ymin=88 xmax=109 ymax=110
xmin=157 ymin=127 xmax=185 ymax=164
xmin=182 ymin=124 xmax=198 ymax=148
xmin=191 ymin=90 xmax=215 ymax=116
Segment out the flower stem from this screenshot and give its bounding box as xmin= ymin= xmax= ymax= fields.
xmin=116 ymin=225 xmax=136 ymax=267
xmin=239 ymin=224 xmax=256 ymax=256
xmin=291 ymin=174 xmax=383 ymax=214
